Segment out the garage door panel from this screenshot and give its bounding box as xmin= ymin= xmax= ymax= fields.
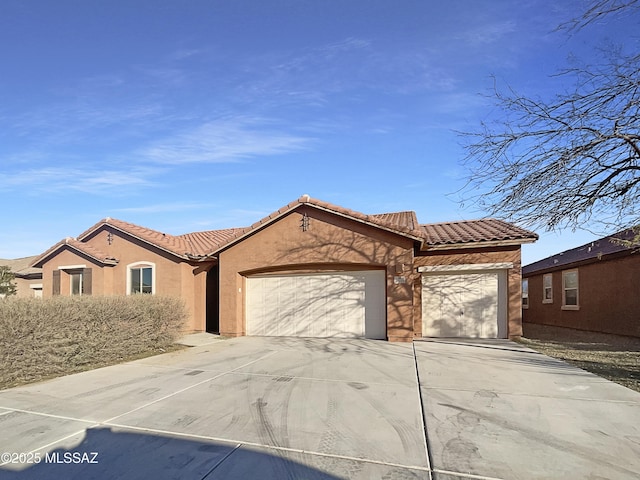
xmin=422 ymin=272 xmax=502 ymax=339
xmin=246 ymin=271 xmax=385 ymax=339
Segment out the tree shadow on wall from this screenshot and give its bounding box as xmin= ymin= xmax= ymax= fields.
xmin=421 ymin=274 xmax=502 ymax=339
xmin=254 ymin=219 xmax=415 ymax=340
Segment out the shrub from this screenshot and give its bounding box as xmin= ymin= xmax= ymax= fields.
xmin=0 ymin=295 xmax=187 ymax=389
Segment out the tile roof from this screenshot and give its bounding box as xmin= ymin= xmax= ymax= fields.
xmin=78 ymin=218 xmax=194 ymax=258
xmin=177 ymin=228 xmax=247 ymax=257
xmin=32 ymin=238 xmax=118 ymax=267
xmin=33 ymin=196 xmax=539 ymax=264
xmin=199 ymin=196 xmax=429 ymax=255
xmin=0 ymin=256 xmax=41 ymax=276
xmin=371 ymin=211 xmax=418 ymax=231
xmin=78 ymin=218 xmax=248 ymax=259
xmin=523 ymin=228 xmax=639 ymax=275
xmin=420 ymin=219 xmax=538 ymax=247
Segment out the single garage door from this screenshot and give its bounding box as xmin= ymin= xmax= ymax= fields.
xmin=246 ymin=270 xmax=386 ymax=339
xmin=422 ymin=272 xmax=505 ymax=338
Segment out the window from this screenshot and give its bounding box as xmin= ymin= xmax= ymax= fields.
xmin=54 ymin=265 xmax=91 ymax=296
xmin=128 ymin=262 xmax=155 ymax=294
xmin=70 ymin=271 xmax=83 ymax=295
xmin=543 ymin=274 xmax=553 ymax=303
xmin=522 ymin=279 xmax=529 ymax=309
xmin=562 ymin=270 xmax=579 ymax=309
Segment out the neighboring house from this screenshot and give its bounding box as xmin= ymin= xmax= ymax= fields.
xmin=0 ymin=256 xmax=43 ymax=298
xmin=31 ymin=196 xmax=537 ymax=341
xmin=522 ymin=229 xmax=640 ymax=337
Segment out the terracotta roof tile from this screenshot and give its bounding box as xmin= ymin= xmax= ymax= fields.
xmin=204 ymin=196 xmax=428 ymax=255
xmin=34 ymin=197 xmax=539 ymax=264
xmin=32 ymin=238 xmax=118 ymax=267
xmin=97 ymin=218 xmax=193 ymax=257
xmin=177 ymin=228 xmax=247 ymax=256
xmin=421 ymin=219 xmax=537 ymax=246
xmin=371 ymin=211 xmax=418 ymax=231
xmin=76 ymin=218 xmax=200 ymax=258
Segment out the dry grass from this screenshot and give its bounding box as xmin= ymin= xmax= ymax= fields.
xmin=0 ymin=295 xmax=188 ymax=390
xmin=518 ymin=323 xmax=640 ymax=393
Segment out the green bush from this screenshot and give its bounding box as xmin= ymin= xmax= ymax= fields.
xmin=0 ymin=295 xmax=187 ymax=389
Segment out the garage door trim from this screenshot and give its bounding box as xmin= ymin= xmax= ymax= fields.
xmin=417 ymin=262 xmax=513 ymax=273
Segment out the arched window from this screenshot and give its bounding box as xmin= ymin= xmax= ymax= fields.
xmin=127 ymin=262 xmax=156 ymax=295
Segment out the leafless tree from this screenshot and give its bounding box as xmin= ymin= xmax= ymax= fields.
xmin=459 ymin=1 xmax=640 ymax=238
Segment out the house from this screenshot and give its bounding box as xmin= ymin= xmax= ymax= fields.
xmin=0 ymin=256 xmax=43 ymax=298
xmin=31 ymin=195 xmax=537 ymax=341
xmin=522 ymin=229 xmax=640 ymax=337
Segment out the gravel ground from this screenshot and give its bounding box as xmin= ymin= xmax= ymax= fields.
xmin=518 ymin=323 xmax=640 ymax=393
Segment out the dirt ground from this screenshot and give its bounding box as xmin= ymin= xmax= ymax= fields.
xmin=518 ymin=323 xmax=640 ymax=393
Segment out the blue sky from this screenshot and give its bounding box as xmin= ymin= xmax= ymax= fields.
xmin=1 ymin=0 xmax=636 ymax=264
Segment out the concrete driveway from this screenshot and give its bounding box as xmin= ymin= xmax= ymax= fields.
xmin=0 ymin=337 xmax=639 ymax=479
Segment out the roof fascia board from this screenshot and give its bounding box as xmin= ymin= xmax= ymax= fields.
xmin=422 ymin=238 xmax=536 ymax=251
xmin=34 ymin=244 xmax=118 ymax=268
xmin=81 ymin=222 xmax=189 ymax=261
xmin=309 ymin=204 xmax=425 ymax=243
xmin=208 ymin=208 xmax=293 ymax=256
xmin=209 ymin=202 xmax=424 ymax=256
xmin=523 ymin=248 xmax=636 ymax=276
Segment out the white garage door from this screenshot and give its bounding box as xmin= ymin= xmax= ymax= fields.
xmin=422 ymin=272 xmax=504 ymax=338
xmin=246 ymin=270 xmax=386 ymax=339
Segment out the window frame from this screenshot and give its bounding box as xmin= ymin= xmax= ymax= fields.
xmin=70 ymin=271 xmax=84 ymax=296
xmin=127 ymin=262 xmax=156 ymax=295
xmin=562 ymin=269 xmax=579 ymax=310
xmin=542 ymin=273 xmax=553 ymax=304
xmin=522 ymin=278 xmax=529 ymax=309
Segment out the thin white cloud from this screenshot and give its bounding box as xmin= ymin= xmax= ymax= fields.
xmin=455 ymin=20 xmax=518 ymax=45
xmin=0 ymin=166 xmax=160 ymax=194
xmin=139 ymin=117 xmax=312 ymax=165
xmin=113 ymin=202 xmax=214 ymax=214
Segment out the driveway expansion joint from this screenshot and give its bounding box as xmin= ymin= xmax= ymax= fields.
xmin=412 ymin=341 xmax=434 ymax=480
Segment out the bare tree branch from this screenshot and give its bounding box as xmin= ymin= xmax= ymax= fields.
xmin=459 ymin=31 xmax=639 ymax=234
xmin=558 ymin=0 xmax=639 ymax=33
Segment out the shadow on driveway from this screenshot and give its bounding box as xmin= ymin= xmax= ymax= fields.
xmin=0 ymin=426 xmax=345 ymax=480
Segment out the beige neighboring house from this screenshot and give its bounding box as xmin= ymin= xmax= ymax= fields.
xmin=0 ymin=256 xmax=43 ymax=298
xmin=31 ymin=196 xmax=537 ymax=341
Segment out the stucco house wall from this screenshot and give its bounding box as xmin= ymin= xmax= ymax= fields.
xmin=217 ymin=206 xmax=416 ymax=342
xmin=37 ymin=227 xmax=211 ymax=332
xmin=0 ymin=256 xmax=42 ymax=298
xmin=30 ymin=196 xmax=537 ymax=340
xmin=11 ymin=276 xmax=41 ymax=298
xmin=414 ymin=246 xmax=523 ymax=338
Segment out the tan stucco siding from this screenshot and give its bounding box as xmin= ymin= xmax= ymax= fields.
xmin=13 ymin=277 xmax=42 ymax=298
xmin=39 ymin=228 xmax=209 ymax=332
xmin=218 ymin=207 xmax=416 ymax=341
xmin=41 ymin=248 xmax=106 ymax=296
xmin=414 ymin=246 xmax=523 ymax=338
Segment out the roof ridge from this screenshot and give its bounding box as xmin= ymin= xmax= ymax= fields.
xmin=32 ymin=237 xmax=119 ymax=268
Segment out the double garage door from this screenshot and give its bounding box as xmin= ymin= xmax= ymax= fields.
xmin=246 ymin=270 xmax=386 ymax=339
xmin=422 ymin=271 xmax=507 ymax=338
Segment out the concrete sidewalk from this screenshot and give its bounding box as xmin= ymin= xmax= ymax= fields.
xmin=0 ymin=336 xmax=638 ymax=479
